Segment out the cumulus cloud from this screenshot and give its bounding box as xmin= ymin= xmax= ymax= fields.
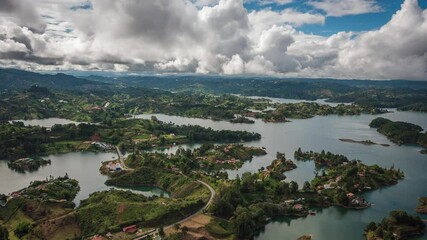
xmin=0 ymin=0 xmax=46 ymax=33
xmin=0 ymin=0 xmax=426 ymax=80
xmin=308 ymin=0 xmax=382 ymax=17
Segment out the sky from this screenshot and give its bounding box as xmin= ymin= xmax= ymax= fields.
xmin=0 ymin=0 xmax=426 ymax=80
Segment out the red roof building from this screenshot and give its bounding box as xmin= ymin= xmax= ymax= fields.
xmin=123 ymin=225 xmax=138 ymax=234
xmin=91 ymin=133 xmax=101 ymax=142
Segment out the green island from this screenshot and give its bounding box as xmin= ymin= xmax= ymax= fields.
xmin=364 ymin=211 xmax=426 ymax=240
xmin=7 ymin=157 xmax=51 ymax=173
xmin=122 ymin=143 xmax=266 ymax=173
xmin=295 ymin=149 xmax=404 ymax=209
xmin=416 ymin=197 xmax=427 ymax=214
xmin=369 ymin=117 xmax=427 ymax=151
xmin=0 ymin=118 xmax=260 ymax=162
xmin=0 ymin=175 xmax=80 ymax=240
xmin=339 ymin=138 xmax=390 ymax=147
xmin=294 ymin=148 xmax=349 ymax=168
xmin=201 ymin=151 xmax=404 ymax=239
xmin=251 ymin=102 xmax=387 ymax=122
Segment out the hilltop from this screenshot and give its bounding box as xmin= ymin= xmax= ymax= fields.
xmin=0 ymin=69 xmax=108 ymax=90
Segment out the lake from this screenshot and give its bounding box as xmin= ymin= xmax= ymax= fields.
xmin=9 ymin=118 xmax=81 ymax=128
xmin=134 ymin=109 xmax=427 ymax=240
xmin=1 ymin=105 xmax=426 ymax=239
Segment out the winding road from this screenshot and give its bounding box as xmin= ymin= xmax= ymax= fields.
xmin=133 ymin=179 xmax=216 ymax=240
xmin=116 ymin=146 xmax=130 ymax=169
xmin=114 ymin=145 xmax=217 ymax=240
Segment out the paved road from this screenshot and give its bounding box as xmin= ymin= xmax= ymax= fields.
xmin=164 ymin=180 xmax=216 ymax=230
xmin=133 ymin=179 xmax=216 ymax=240
xmin=116 ymin=146 xmax=132 ymax=170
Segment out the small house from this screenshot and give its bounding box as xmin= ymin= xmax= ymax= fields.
xmin=123 ymin=225 xmax=138 ymax=234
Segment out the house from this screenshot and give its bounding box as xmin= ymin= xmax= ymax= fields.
xmin=91 ymin=133 xmax=101 ymax=142
xmin=293 ymin=204 xmax=304 ymax=210
xmin=123 ymin=225 xmax=138 ymax=234
xmin=91 ymin=235 xmax=106 ymax=240
xmin=10 ymin=191 xmax=21 ymax=198
xmin=346 ymin=193 xmax=355 ymax=199
xmin=115 ymin=163 xmax=122 ymax=171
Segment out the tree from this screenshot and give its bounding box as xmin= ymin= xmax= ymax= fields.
xmin=233 ymin=206 xmax=255 ymax=238
xmin=290 ymin=181 xmax=299 ymax=193
xmin=302 ymin=181 xmax=311 ymax=192
xmin=14 ymin=222 xmax=30 ymax=238
xmin=0 ymin=224 xmax=9 ymax=240
xmin=365 ymin=222 xmax=377 ymax=232
xmin=158 ymin=226 xmax=165 ymax=237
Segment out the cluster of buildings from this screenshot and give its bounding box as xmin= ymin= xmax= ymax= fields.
xmin=91 ymin=141 xmax=114 ymax=150
xmin=106 ymin=162 xmax=123 ymax=172
xmin=214 ymin=158 xmax=240 ymax=164
xmin=346 ymin=192 xmax=370 ymax=207
xmin=316 ymin=175 xmax=343 ymax=192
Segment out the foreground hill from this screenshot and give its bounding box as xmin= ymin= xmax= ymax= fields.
xmin=0 ymin=69 xmax=108 ymax=90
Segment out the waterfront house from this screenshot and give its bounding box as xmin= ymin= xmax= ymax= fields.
xmin=123 ymin=225 xmax=138 ymax=234
xmin=115 ymin=163 xmax=122 ymax=171
xmin=346 ymin=193 xmax=355 ymax=199
xmin=293 ymin=204 xmax=304 ymax=210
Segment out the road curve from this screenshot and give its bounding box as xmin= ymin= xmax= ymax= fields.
xmin=133 ymin=178 xmax=216 ymax=240
xmin=164 ymin=179 xmax=216 ymax=230
xmin=116 ymin=146 xmax=132 ymax=170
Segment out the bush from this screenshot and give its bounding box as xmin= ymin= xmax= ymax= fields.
xmin=14 ymin=221 xmax=30 ymax=238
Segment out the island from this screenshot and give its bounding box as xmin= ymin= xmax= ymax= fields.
xmin=339 ymin=138 xmax=390 ymax=147
xmin=295 ymin=149 xmax=404 ymax=209
xmin=364 ymin=211 xmax=426 ymax=240
xmin=416 ymin=197 xmax=427 ymax=214
xmin=7 ymin=157 xmax=51 ymax=173
xmin=369 ymin=117 xmax=427 ymax=151
xmin=251 ymin=102 xmax=387 ymax=122
xmin=0 ymin=118 xmax=261 ymax=162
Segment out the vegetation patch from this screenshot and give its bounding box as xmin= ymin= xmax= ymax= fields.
xmin=364 ymin=211 xmax=426 ymax=240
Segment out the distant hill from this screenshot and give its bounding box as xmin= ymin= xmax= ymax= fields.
xmin=0 ymin=68 xmax=109 ymax=90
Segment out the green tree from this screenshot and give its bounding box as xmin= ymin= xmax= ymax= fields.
xmin=0 ymin=224 xmax=9 ymax=240
xmin=302 ymin=181 xmax=311 ymax=192
xmin=365 ymin=222 xmax=377 ymax=232
xmin=232 ymin=206 xmax=255 ymax=238
xmin=290 ymin=181 xmax=299 ymax=193
xmin=14 ymin=222 xmax=30 ymax=238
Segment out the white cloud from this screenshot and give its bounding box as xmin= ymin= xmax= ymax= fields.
xmin=308 ymin=0 xmax=382 ymax=17
xmin=0 ymin=0 xmax=426 ymax=80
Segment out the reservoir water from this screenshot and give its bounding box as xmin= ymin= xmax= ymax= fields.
xmin=1 ymin=104 xmax=426 ymax=239
xmin=134 ymin=109 xmax=427 ymax=240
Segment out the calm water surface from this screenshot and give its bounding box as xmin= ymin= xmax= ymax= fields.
xmin=0 ymin=151 xmax=168 ymax=205
xmin=134 ymin=108 xmax=427 ymax=240
xmin=1 ymin=105 xmax=426 ymax=239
